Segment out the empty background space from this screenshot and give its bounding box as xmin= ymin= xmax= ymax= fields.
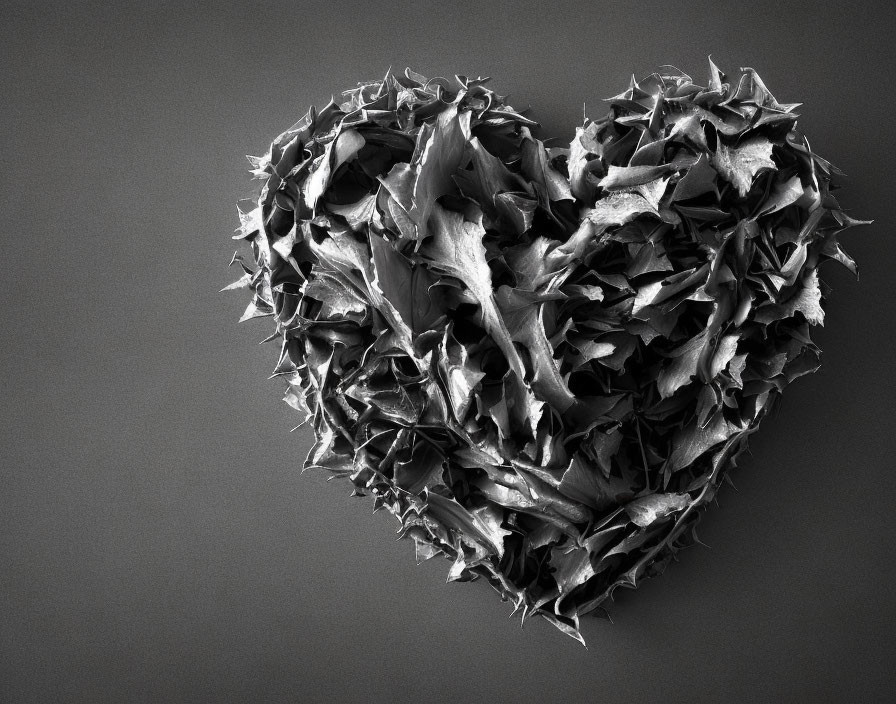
xmin=2 ymin=0 xmax=894 ymax=702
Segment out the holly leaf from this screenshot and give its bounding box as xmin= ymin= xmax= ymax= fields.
xmin=424 ymin=489 xmax=510 ymax=558
xmin=496 ymin=286 xmax=576 ymax=411
xmin=711 ymin=136 xmax=776 ymax=197
xmin=422 ymin=202 xmax=526 ymax=379
xmin=669 ymin=412 xmax=740 ymax=472
xmin=304 ymin=129 xmax=366 ymax=212
xmin=624 ymin=493 xmax=690 ymax=528
xmin=754 ymin=269 xmax=825 ymax=325
xmin=656 ymin=330 xmax=709 ymax=398
xmin=412 ymin=106 xmax=471 ymax=238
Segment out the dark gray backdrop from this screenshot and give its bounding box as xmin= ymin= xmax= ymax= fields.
xmin=3 ymin=1 xmax=895 ymax=702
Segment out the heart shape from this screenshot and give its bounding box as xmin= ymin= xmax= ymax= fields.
xmin=227 ymin=62 xmax=864 ymax=643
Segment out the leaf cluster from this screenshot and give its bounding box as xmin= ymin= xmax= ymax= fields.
xmin=227 ymin=62 xmax=866 ymax=643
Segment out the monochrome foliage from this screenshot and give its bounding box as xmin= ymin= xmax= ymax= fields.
xmin=228 ymin=62 xmax=864 ymax=643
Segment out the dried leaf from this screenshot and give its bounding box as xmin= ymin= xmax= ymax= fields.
xmin=624 ymin=493 xmax=690 ymax=528
xmin=711 ymin=136 xmax=776 ymax=196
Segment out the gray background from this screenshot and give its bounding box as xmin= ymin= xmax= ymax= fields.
xmin=3 ymin=1 xmax=895 ymax=702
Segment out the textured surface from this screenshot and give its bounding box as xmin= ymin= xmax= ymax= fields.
xmin=3 ymin=0 xmax=895 ymax=701
xmin=230 ymin=66 xmax=863 ymax=641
